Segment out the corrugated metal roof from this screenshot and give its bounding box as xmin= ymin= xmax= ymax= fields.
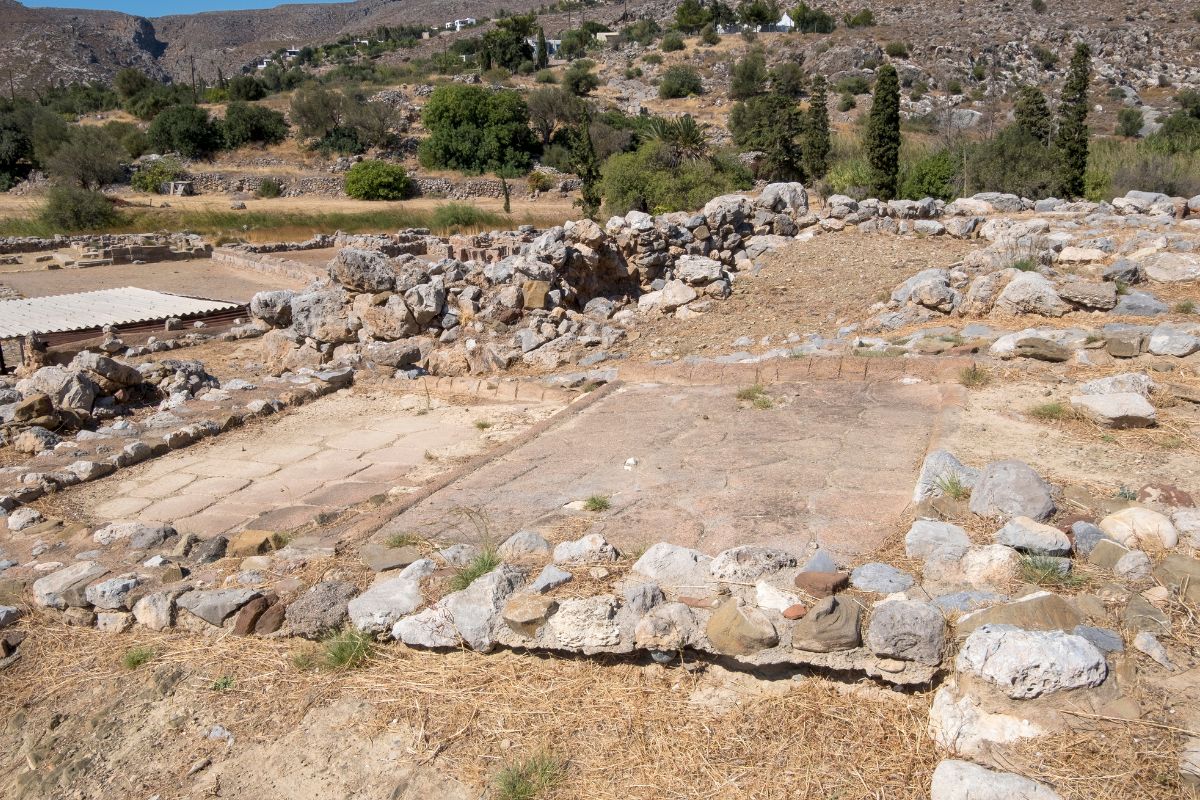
xmin=0 ymin=287 xmax=240 ymax=338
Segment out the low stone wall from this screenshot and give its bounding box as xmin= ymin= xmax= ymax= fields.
xmin=211 ymin=247 xmax=322 ymax=282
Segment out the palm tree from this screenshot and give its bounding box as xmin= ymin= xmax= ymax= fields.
xmin=646 ymin=114 xmax=710 ymax=165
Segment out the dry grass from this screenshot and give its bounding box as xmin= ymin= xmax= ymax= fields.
xmin=6 ymin=605 xmax=1194 ymax=799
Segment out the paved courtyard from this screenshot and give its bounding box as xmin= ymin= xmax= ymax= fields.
xmin=80 ymin=391 xmax=562 ymax=537
xmin=377 ymin=378 xmax=954 ymax=559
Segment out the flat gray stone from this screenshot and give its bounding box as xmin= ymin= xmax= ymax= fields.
xmin=348 ymin=559 xmax=434 ymax=634
xmin=850 ymin=562 xmax=914 ymax=594
xmin=969 ymin=460 xmax=1055 ymax=521
xmin=1073 ymin=625 xmax=1124 ymax=653
xmin=632 ymin=542 xmax=714 ymax=590
xmin=177 ymin=589 xmax=259 ymax=627
xmin=995 ymin=517 xmax=1071 ymax=556
xmin=931 ymin=760 xmax=1061 ymax=800
xmin=85 ymin=575 xmax=140 ymax=611
xmin=284 ymin=580 xmax=358 ymax=638
xmin=866 ymin=599 xmax=946 ymax=666
xmin=498 ymin=530 xmax=552 ymax=560
xmin=905 ymin=520 xmax=971 ymax=559
xmin=443 ymin=564 xmax=526 ymax=652
xmin=530 ymin=564 xmax=573 ymax=594
xmin=32 ymin=561 xmax=109 ymax=609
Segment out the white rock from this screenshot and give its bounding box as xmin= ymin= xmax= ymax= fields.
xmin=755 ymin=581 xmax=802 ymax=612
xmin=956 ymin=624 xmax=1107 ymax=699
xmin=1098 ymin=507 xmax=1178 ymax=549
xmin=961 ymin=545 xmax=1021 ymax=588
xmin=347 ymin=559 xmax=434 ymax=633
xmin=931 ymin=759 xmax=1061 ymax=800
xmin=994 ymin=516 xmax=1071 ymax=555
xmin=547 ymin=595 xmax=622 ymax=650
xmin=1077 ymin=372 xmax=1156 ymax=398
xmin=552 ymin=533 xmax=618 ymax=564
xmin=928 ymin=685 xmax=1047 ymax=758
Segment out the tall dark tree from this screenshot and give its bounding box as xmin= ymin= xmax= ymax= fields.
xmin=803 ymin=74 xmax=831 ymax=179
xmin=1054 ymin=42 xmax=1091 ymax=198
xmin=730 ymin=49 xmax=768 ymax=100
xmin=569 ymin=108 xmax=603 ymax=220
xmin=1013 ymin=84 xmax=1052 ymax=144
xmin=864 ymin=64 xmax=901 ymax=199
xmin=536 ymin=27 xmax=549 ymax=69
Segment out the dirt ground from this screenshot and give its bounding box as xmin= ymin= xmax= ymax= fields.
xmin=0 ymin=257 xmax=306 ymax=302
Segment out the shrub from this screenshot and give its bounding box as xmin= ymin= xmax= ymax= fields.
xmin=256 ymin=178 xmax=282 ymax=198
xmin=130 ymin=157 xmax=186 ymax=193
xmin=221 ymin=102 xmax=289 ymax=148
xmin=946 ymin=79 xmax=963 ymax=95
xmin=563 ymin=60 xmax=600 ymax=96
xmin=314 ymin=126 xmax=366 ymax=156
xmin=1031 ymin=44 xmax=1058 ymax=70
xmin=934 ymin=473 xmax=971 ymax=500
xmin=736 ymin=384 xmax=772 ymax=409
xmin=659 ymin=65 xmax=703 ymax=99
xmin=844 ymin=8 xmax=875 ymax=27
xmin=884 ymin=42 xmax=909 ymax=58
xmin=1116 ymin=107 xmax=1143 ymax=138
xmin=729 ymin=94 xmax=805 ymax=180
xmin=320 ymin=628 xmax=373 ymax=669
xmin=290 ymin=86 xmax=343 ymax=139
xmin=344 ymin=160 xmax=411 ymax=200
xmin=963 ymin=126 xmax=1059 ymax=199
xmin=1031 ymin=0 xmax=1046 ymax=11
xmin=958 ymin=364 xmax=990 ymax=388
xmin=835 ymin=75 xmax=871 ymax=95
xmin=642 ymin=53 xmax=663 ymax=66
xmin=148 ymin=105 xmax=221 ymax=158
xmin=418 ymin=84 xmax=538 ymax=174
xmin=601 ymin=141 xmax=751 ymax=215
xmin=771 ymin=62 xmax=806 ymax=98
xmin=899 ymin=148 xmax=957 ymax=201
xmin=1028 ymin=402 xmax=1067 ymax=421
xmin=823 ymin=155 xmax=872 ymax=198
xmin=40 ymin=186 xmax=121 ymax=231
xmin=700 ymin=23 xmax=720 ymax=46
xmin=527 ymin=171 xmax=555 ymax=192
xmin=730 ymin=50 xmax=768 ymax=100
xmin=226 ymin=75 xmax=266 ymax=101
xmin=838 ymin=92 xmax=856 ymax=111
xmin=795 ymin=2 xmax=837 ymax=32
xmin=1019 ymin=555 xmax=1085 ymax=588
xmin=45 ymin=126 xmax=124 ymax=190
xmin=535 ymin=69 xmax=557 ymax=83
xmin=660 ymin=32 xmax=685 ymax=52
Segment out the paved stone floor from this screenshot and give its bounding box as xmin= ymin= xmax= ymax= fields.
xmin=83 ymin=392 xmax=562 ymax=537
xmin=377 ymin=378 xmax=954 ymax=560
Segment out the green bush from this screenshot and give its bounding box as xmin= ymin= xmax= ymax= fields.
xmin=838 ymin=93 xmax=856 ymax=111
xmin=344 ymin=160 xmax=411 ymax=200
xmin=700 ymin=23 xmax=720 ymax=45
xmin=256 ymin=178 xmax=282 ymax=198
xmin=527 ymin=171 xmax=555 ymax=192
xmin=1116 ymin=107 xmax=1143 ymax=138
xmin=899 ymin=148 xmax=958 ymax=201
xmin=964 ymin=126 xmax=1059 ymax=199
xmin=418 ymin=84 xmax=537 ymax=174
xmin=130 ymin=157 xmax=186 ymax=193
xmin=729 ymin=94 xmax=805 ymax=180
xmin=946 ymin=79 xmax=963 ymax=95
xmin=835 ymin=75 xmax=871 ymax=95
xmin=535 ymin=69 xmax=557 ymax=84
xmin=844 ymin=8 xmax=875 ymax=27
xmin=1031 ymin=44 xmax=1058 ymax=70
xmin=642 ymin=53 xmax=663 ymax=66
xmin=795 ymin=2 xmax=837 ymax=32
xmin=659 ymin=65 xmax=703 ymax=99
xmin=40 ymin=186 xmax=121 ymax=231
xmin=600 ymin=141 xmax=751 ymax=215
xmin=45 ymin=126 xmax=124 ymax=190
xmin=148 ymin=105 xmax=221 ymax=158
xmin=661 ymin=32 xmax=685 ymax=52
xmin=884 ymin=42 xmax=909 ymax=58
xmin=823 ymin=156 xmax=873 ymax=199
xmin=314 ymin=126 xmax=366 ymax=156
xmin=563 ymin=61 xmax=600 ymax=96
xmin=222 ymin=102 xmax=289 ymax=148
xmin=770 ymin=62 xmax=806 ymax=98
xmin=730 ymin=50 xmax=768 ymax=100
xmin=226 ymin=75 xmax=266 ymax=101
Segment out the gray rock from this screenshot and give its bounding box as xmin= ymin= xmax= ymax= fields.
xmin=498 ymin=530 xmax=552 ymax=560
xmin=1112 ymin=290 xmax=1167 ymax=316
xmin=912 ymin=450 xmax=981 ymax=503
xmin=866 ymin=599 xmax=945 ymax=665
xmin=529 ymin=565 xmax=573 ymax=594
xmin=190 ymin=536 xmax=227 ymax=564
xmin=969 ymin=460 xmax=1055 ymax=522
xmin=249 ymin=290 xmax=294 ymax=326
xmin=1113 ymin=550 xmax=1152 ymax=582
xmin=177 ymin=589 xmax=259 ymax=626
xmin=7 ymin=507 xmax=44 ymax=531
xmin=1132 ymin=630 xmax=1173 ymax=669
xmin=0 ymin=605 xmax=22 ymax=629
xmin=995 ymin=272 xmax=1068 ymax=317
xmin=674 ymin=255 xmax=724 ymax=286
xmin=905 ymin=520 xmax=971 ymax=559
xmin=622 ymin=582 xmax=663 ymax=614
xmin=329 ymin=248 xmax=395 ymax=292
xmin=632 ymin=542 xmax=713 ymax=589
xmin=437 ymin=544 xmax=479 ymax=567
xmin=393 ymin=606 xmax=458 ymax=648
xmin=709 ymin=546 xmax=797 ymax=582
xmin=284 ymin=580 xmax=358 ymax=638
xmin=359 ymin=543 xmax=421 ymax=572
xmin=932 ymin=591 xmax=1004 ymax=613
xmin=800 ymin=548 xmax=837 ymax=573
xmin=930 ymin=760 xmax=1061 ymax=800
xmin=995 ymin=517 xmax=1072 ymax=556
xmin=348 ymin=559 xmax=434 ymax=633
xmin=1071 ymin=522 xmax=1108 ymax=557
xmin=956 ymin=624 xmax=1107 ymax=699
xmin=850 ymin=562 xmax=914 ymax=594
xmin=1148 ymin=323 xmax=1200 ymax=357
xmin=1070 ymin=393 xmax=1156 ymax=428
xmin=443 ymin=564 xmax=526 ymax=651
xmin=66 ymin=460 xmax=115 ymax=482
xmin=132 ymin=590 xmax=181 ymax=631
xmin=1072 ymin=625 xmax=1124 ymax=653
xmin=1078 ymin=372 xmax=1156 ymax=397
xmin=33 ymin=561 xmax=109 ymax=609
xmin=85 ymin=575 xmax=140 ymax=610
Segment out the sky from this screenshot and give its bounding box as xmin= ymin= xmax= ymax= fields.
xmin=24 ymin=0 xmax=346 ymax=15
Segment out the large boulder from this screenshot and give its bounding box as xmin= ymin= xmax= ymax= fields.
xmin=359 ymin=295 xmax=421 ymax=341
xmin=994 ymin=272 xmax=1069 ymax=317
xmin=1069 ymin=393 xmax=1156 ymax=429
xmin=284 ymin=580 xmax=358 ymax=638
xmin=70 ymin=352 xmax=142 ymax=391
xmin=16 ymin=366 xmax=99 ymax=411
xmin=250 ymin=290 xmax=295 ymax=327
xmin=329 ymin=248 xmax=396 ymax=292
xmin=290 ymin=288 xmax=359 ymax=343
xmin=1098 ymin=507 xmax=1178 ymax=549
xmin=968 ymin=460 xmax=1055 ymax=522
xmin=757 ymin=182 xmax=809 ymax=215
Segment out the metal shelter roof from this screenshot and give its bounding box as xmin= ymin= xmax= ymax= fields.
xmin=0 ymin=287 xmax=239 ymax=338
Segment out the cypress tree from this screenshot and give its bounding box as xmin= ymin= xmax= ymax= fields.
xmin=1013 ymin=84 xmax=1052 ymax=144
xmin=803 ymin=74 xmax=831 ymax=179
xmin=536 ymin=27 xmax=549 ymax=70
xmin=865 ymin=63 xmax=901 ymax=200
xmin=1055 ymin=42 xmax=1091 ymax=198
